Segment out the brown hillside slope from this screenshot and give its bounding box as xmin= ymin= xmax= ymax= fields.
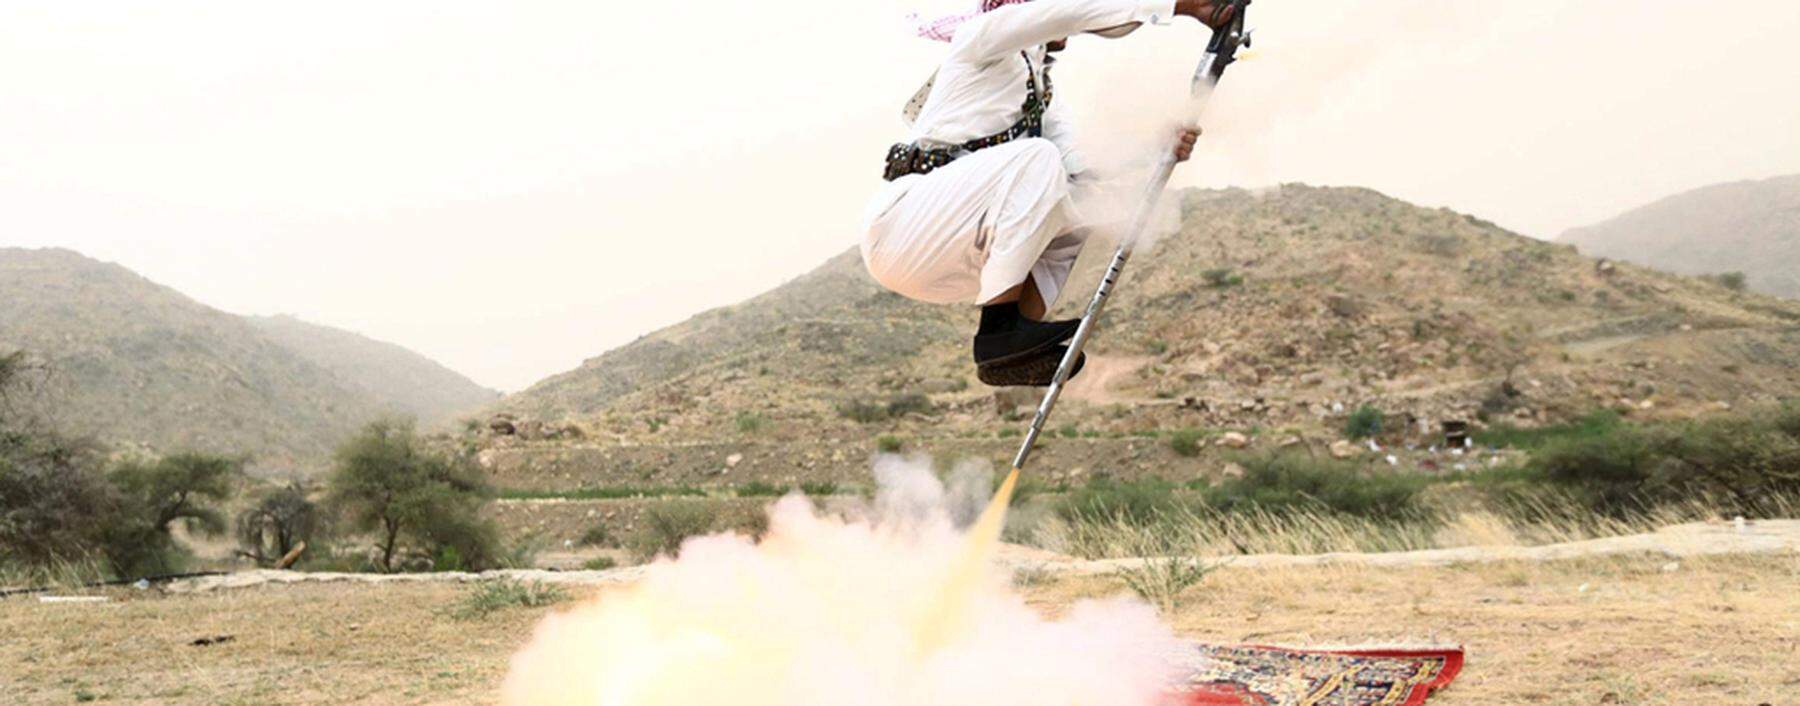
xmin=1560 ymin=174 xmax=1800 ymax=298
xmin=0 ymin=248 xmax=479 ymax=469
xmin=481 ymin=186 xmax=1800 ymax=489
xmin=248 ymin=314 xmax=498 ymax=426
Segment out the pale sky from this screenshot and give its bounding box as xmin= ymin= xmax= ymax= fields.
xmin=4 ymin=1 xmax=1798 ymax=391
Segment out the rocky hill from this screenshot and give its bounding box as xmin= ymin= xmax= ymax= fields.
xmin=1560 ymin=174 xmax=1800 ymax=299
xmin=248 ymin=314 xmax=497 ymax=425
xmin=0 ymin=248 xmax=489 ymax=469
xmin=481 ymin=185 xmax=1800 ymax=491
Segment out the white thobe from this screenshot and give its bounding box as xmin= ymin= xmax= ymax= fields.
xmin=861 ymin=0 xmax=1177 ymax=309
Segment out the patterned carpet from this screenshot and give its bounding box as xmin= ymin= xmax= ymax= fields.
xmin=1168 ymin=643 xmax=1464 ymax=706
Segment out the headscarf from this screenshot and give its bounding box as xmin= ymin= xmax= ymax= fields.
xmin=911 ymin=0 xmax=1032 ymax=42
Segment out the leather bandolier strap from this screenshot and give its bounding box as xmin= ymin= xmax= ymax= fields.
xmin=882 ymin=53 xmax=1053 ymax=181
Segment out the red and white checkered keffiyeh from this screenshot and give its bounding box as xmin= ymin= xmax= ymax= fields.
xmin=911 ymin=0 xmax=1032 ymax=42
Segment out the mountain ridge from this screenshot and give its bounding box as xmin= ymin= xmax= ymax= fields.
xmin=1560 ymin=174 xmax=1800 ymax=299
xmin=0 ymin=247 xmax=493 ymax=469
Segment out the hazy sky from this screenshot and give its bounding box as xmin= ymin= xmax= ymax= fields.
xmin=5 ymin=1 xmax=1797 ymax=391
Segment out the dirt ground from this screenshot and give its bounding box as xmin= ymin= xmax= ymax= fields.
xmin=2 ymin=553 xmax=1794 ymax=705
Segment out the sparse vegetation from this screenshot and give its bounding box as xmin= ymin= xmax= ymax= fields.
xmin=835 ymin=393 xmax=936 ymax=424
xmin=577 ymin=524 xmax=613 ymax=548
xmin=625 ymin=502 xmax=717 ymax=561
xmin=581 ymin=556 xmax=618 ymax=571
xmin=1167 ymin=429 xmax=1206 ymax=457
xmin=498 ymin=485 xmax=707 ymax=500
xmin=734 ymin=411 xmax=766 ymax=434
xmin=451 ymin=579 xmax=569 ymax=619
xmin=1201 ymin=267 xmax=1243 ymax=288
xmin=1118 ymin=556 xmax=1215 ymax=612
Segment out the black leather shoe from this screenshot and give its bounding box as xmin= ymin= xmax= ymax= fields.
xmin=972 ymin=317 xmax=1080 ymax=366
xmin=977 ymin=345 xmax=1087 ymax=387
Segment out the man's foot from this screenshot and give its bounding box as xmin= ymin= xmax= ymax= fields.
xmin=971 ymin=301 xmax=1079 ymax=366
xmin=977 ymin=345 xmax=1087 ymax=387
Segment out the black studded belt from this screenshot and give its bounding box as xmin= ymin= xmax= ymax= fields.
xmin=882 ymin=52 xmax=1052 ymax=182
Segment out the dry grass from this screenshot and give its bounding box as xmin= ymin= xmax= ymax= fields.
xmin=1032 ymin=493 xmax=1800 ymax=560
xmin=1 ymin=553 xmax=1794 ymax=704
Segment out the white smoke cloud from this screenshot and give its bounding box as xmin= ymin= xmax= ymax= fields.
xmin=501 ymin=460 xmax=1182 ymax=706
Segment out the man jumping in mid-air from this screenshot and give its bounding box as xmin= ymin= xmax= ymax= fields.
xmin=861 ymin=0 xmax=1238 ymax=386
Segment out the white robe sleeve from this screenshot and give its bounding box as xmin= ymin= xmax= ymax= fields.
xmin=950 ymin=0 xmax=1178 ymax=64
xmin=1042 ymin=97 xmax=1088 ymax=178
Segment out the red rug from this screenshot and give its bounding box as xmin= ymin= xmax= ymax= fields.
xmin=1167 ymin=643 xmax=1464 ymax=706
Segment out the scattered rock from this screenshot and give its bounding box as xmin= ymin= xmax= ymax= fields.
xmin=725 ymin=453 xmax=743 ymax=468
xmin=488 ymin=417 xmax=517 ymax=436
xmin=1329 ymin=440 xmax=1361 ymax=459
xmin=1216 ymin=432 xmax=1250 ymax=449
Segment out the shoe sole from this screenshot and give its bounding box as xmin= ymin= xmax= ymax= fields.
xmin=978 ymin=350 xmax=1086 ymax=387
xmin=975 ymin=327 xmax=1079 ymax=367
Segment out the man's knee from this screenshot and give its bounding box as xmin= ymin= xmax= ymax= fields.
xmin=1014 ymin=138 xmax=1064 ymax=170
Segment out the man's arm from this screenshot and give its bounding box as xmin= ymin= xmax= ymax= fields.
xmin=951 ymin=0 xmax=1223 ymax=64
xmin=951 ymin=0 xmax=1173 ymax=63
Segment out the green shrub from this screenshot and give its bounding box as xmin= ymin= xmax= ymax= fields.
xmin=1475 ymin=410 xmax=1622 ymax=450
xmin=452 ymin=579 xmax=568 ymax=619
xmin=876 ymin=435 xmax=904 ymax=453
xmin=625 ymin=503 xmax=717 ymax=561
xmin=799 ymin=481 xmax=841 ymax=496
xmin=1709 ymin=271 xmax=1748 ymax=291
xmin=1168 ymin=429 xmax=1207 ymax=457
xmin=1344 ymin=405 xmax=1384 ymax=440
xmin=1059 ymin=424 xmax=1080 ymax=439
xmin=1515 ymin=404 xmax=1800 ymax=517
xmin=581 ymin=556 xmax=618 ymax=571
xmin=836 ymin=394 xmax=936 ymax=424
xmin=0 ymin=429 xmax=118 ymax=575
xmin=1204 ymin=452 xmax=1430 ymax=522
xmin=734 ymin=480 xmax=784 ymax=497
xmin=1056 ymin=477 xmax=1188 ymax=526
xmin=734 ymin=411 xmax=766 ymax=434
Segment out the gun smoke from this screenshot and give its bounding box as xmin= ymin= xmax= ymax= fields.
xmin=501 ymin=457 xmax=1182 ymax=706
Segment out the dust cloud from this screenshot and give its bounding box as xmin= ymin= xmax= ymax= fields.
xmin=501 ymin=458 xmax=1181 ymax=706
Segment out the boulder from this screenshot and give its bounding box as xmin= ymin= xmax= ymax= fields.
xmin=1329 ymin=440 xmax=1361 ymax=459
xmin=1216 ymin=431 xmax=1250 ymax=449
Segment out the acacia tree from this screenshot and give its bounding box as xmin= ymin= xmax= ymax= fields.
xmin=103 ymin=452 xmax=241 ymax=575
xmin=235 ymin=483 xmax=321 ymax=566
xmin=327 ymin=420 xmax=500 ymax=572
